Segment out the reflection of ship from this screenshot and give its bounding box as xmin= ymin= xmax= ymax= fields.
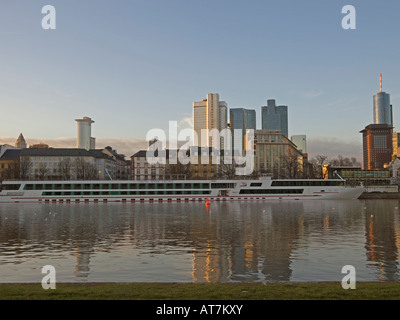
xmin=0 ymin=176 xmax=364 ymax=203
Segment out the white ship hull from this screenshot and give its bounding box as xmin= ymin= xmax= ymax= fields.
xmin=0 ymin=177 xmax=365 ymax=204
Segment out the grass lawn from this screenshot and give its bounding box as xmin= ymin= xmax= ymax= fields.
xmin=0 ymin=282 xmax=400 ymax=300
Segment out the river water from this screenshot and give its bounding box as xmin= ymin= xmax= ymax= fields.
xmin=0 ymin=199 xmax=399 ymax=283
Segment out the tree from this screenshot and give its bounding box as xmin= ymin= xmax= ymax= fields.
xmin=329 ymin=155 xmax=361 ymax=167
xmin=3 ymin=160 xmax=20 ymax=180
xmin=165 ymin=161 xmax=192 ymax=180
xmin=19 ymin=157 xmax=32 ymax=180
xmin=75 ymin=159 xmax=98 ymax=180
xmin=216 ymin=155 xmax=238 ymax=179
xmin=38 ymin=163 xmax=48 ymax=180
xmin=281 ymin=150 xmax=303 ymax=179
xmin=309 ymin=155 xmax=328 ymax=179
xmin=58 ymin=158 xmax=72 ymax=180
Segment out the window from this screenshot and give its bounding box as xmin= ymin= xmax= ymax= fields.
xmin=250 ymin=183 xmax=262 ymax=187
xmin=3 ymin=184 xmax=21 ymax=190
xmin=374 ymin=136 xmax=387 ymax=149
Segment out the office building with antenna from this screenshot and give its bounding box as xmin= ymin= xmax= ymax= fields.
xmin=373 ymin=74 xmax=392 ymax=126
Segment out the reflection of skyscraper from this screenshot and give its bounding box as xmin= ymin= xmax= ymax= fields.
xmin=374 ymin=74 xmax=392 ymax=126
xmin=230 ymin=108 xmax=256 ymax=151
xmin=261 ymin=99 xmax=288 ymax=137
xmin=364 ymin=201 xmax=400 ymax=281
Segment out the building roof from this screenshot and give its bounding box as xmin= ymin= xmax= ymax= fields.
xmin=20 ymin=148 xmax=93 ymax=157
xmin=0 ymin=149 xmax=21 ymax=159
xmin=102 ymin=146 xmax=126 ymax=160
xmin=360 ymin=123 xmax=394 ymax=133
xmin=89 ymin=149 xmax=114 ymax=160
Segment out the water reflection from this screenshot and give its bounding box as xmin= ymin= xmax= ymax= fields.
xmin=364 ymin=200 xmax=400 ymax=281
xmin=0 ymin=200 xmax=399 ymax=282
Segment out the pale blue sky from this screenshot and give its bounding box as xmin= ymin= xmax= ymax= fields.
xmin=1 ymin=0 xmax=400 ymax=158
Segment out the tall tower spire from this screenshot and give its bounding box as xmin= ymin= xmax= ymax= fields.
xmin=15 ymin=133 xmax=27 ymax=149
xmin=373 ymin=74 xmax=392 ymax=126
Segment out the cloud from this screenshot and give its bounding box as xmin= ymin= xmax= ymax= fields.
xmin=307 ymin=137 xmax=362 ymax=162
xmin=2 ymin=134 xmax=363 ymax=163
xmin=178 ymin=117 xmax=193 ymax=130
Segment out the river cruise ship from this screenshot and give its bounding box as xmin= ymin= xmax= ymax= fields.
xmin=0 ymin=176 xmax=364 ymax=203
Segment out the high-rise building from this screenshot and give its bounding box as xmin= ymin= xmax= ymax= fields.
xmin=360 ymin=123 xmax=393 ymax=170
xmin=75 ymin=116 xmax=96 ymax=150
xmin=193 ymin=93 xmax=228 ymax=148
xmin=290 ymin=135 xmax=307 ymax=153
xmin=373 ymin=74 xmax=392 ymax=126
xmin=261 ymin=99 xmax=288 ymax=137
xmin=230 ymin=108 xmax=256 ymax=151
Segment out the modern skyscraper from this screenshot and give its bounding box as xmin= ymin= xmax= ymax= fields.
xmin=360 ymin=123 xmax=393 ymax=170
xmin=75 ymin=116 xmax=96 ymax=150
xmin=373 ymin=74 xmax=392 ymax=126
xmin=261 ymin=99 xmax=288 ymax=137
xmin=193 ymin=93 xmax=228 ymax=148
xmin=230 ymin=108 xmax=256 ymax=151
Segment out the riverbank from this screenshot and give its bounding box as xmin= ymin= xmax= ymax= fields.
xmin=1 ymin=282 xmax=400 ymax=300
xmin=359 ymin=192 xmax=400 ymax=199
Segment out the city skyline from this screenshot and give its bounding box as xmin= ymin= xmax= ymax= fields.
xmin=1 ymin=1 xmax=400 ymax=160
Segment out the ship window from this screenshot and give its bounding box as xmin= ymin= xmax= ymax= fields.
xmin=3 ymin=184 xmax=21 ymax=190
xmin=239 ymin=189 xmax=304 ymax=194
xmin=250 ymin=183 xmax=262 ymax=187
xmin=211 ymin=183 xmax=235 ymax=188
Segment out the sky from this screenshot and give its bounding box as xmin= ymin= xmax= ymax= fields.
xmin=1 ymin=0 xmax=400 ymax=160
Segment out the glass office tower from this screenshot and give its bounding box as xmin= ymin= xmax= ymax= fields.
xmin=261 ymin=99 xmax=288 ymax=137
xmin=230 ymin=108 xmax=256 ymax=151
xmin=373 ymin=92 xmax=392 ymax=126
